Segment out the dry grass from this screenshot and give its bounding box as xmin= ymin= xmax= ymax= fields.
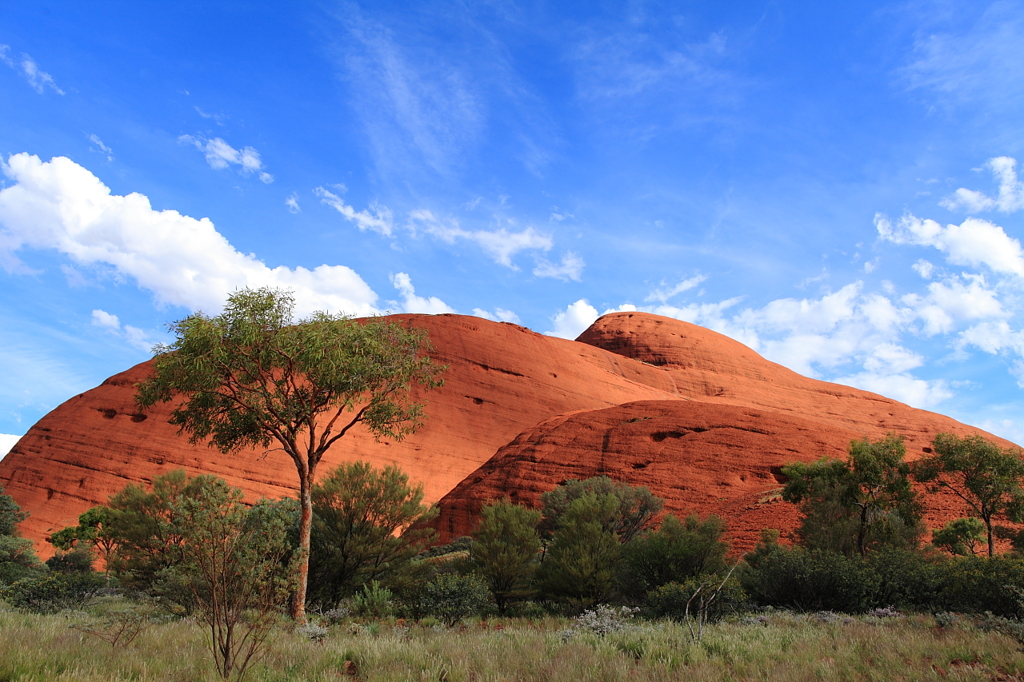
xmin=1 ymin=606 xmax=1023 ymax=681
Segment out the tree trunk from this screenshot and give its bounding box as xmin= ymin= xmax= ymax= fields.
xmin=291 ymin=468 xmax=313 ymax=623
xmin=985 ymin=513 xmax=995 ymax=558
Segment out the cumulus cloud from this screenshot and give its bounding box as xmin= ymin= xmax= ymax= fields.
xmin=830 ymin=371 xmax=953 ymax=409
xmin=473 ymin=307 xmax=521 ymax=324
xmin=646 ymin=275 xmax=707 ymax=303
xmin=0 ymin=154 xmax=378 ymax=317
xmin=876 ymin=213 xmax=1024 ymax=277
xmin=545 ymin=299 xmax=600 ymax=339
xmin=91 ymin=309 xmax=120 ymax=330
xmin=389 ymin=272 xmax=455 ymax=314
xmin=179 ymin=135 xmax=273 ymax=183
xmin=0 ymin=433 xmax=20 ymax=460
xmin=285 ymin=193 xmax=301 ymax=214
xmin=408 ymin=209 xmax=552 ymax=268
xmin=941 ymin=157 xmax=1024 ymax=214
xmin=533 ymin=252 xmax=584 ymax=281
xmin=314 ymin=186 xmax=393 ymax=236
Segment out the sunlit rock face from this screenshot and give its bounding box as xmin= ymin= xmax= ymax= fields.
xmin=0 ymin=312 xmax=1012 ymax=557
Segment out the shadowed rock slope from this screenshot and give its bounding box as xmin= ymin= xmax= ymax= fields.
xmin=0 ymin=311 xmax=1014 ymax=556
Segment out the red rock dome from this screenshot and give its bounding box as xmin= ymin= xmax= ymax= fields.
xmin=0 ymin=311 xmax=1014 ymax=556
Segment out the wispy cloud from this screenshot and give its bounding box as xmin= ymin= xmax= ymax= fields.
xmin=899 ymin=2 xmax=1024 ymax=113
xmin=533 ymin=252 xmax=584 ymax=281
xmin=408 ymin=209 xmax=552 ymax=268
xmin=285 ymin=193 xmax=301 ymax=214
xmin=90 ymin=309 xmax=151 ymax=350
xmin=314 ymin=186 xmax=393 ymax=235
xmin=87 ymin=134 xmax=114 ymax=162
xmin=178 ymin=134 xmax=274 ymax=183
xmin=645 ymin=274 xmax=707 ymax=303
xmin=0 ymin=45 xmax=64 ymax=94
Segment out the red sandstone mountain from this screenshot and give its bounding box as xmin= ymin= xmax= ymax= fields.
xmin=0 ymin=312 xmax=1014 ymax=557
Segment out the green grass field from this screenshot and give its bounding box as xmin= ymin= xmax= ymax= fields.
xmin=2 ymin=603 xmax=1024 ymax=682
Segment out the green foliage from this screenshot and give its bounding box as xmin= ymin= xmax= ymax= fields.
xmin=537 ymin=492 xmax=622 ymax=607
xmin=539 ymin=476 xmax=663 ymax=544
xmin=0 ymin=572 xmax=104 ymax=612
xmin=469 ymin=499 xmax=541 ymax=614
xmin=622 ymin=513 xmax=729 ymax=595
xmin=172 ymin=475 xmax=296 ymax=680
xmin=45 ymin=547 xmax=95 ymax=574
xmin=0 ymin=483 xmax=43 ymax=584
xmin=914 ymin=432 xmax=1024 ymax=556
xmin=50 ymin=506 xmax=119 ymax=580
xmin=929 ymin=556 xmax=1024 ymax=616
xmin=0 ymin=535 xmax=45 ymax=584
xmin=102 ymin=470 xmax=199 ymax=592
xmin=350 ymin=580 xmax=395 ymax=618
xmin=932 ymin=517 xmax=987 ymax=556
xmin=647 ymin=575 xmax=746 ymax=623
xmin=422 ymin=572 xmax=489 ymax=626
xmin=740 ymin=531 xmax=879 ymax=613
xmin=0 ymin=482 xmax=28 ymax=537
xmin=308 ymin=461 xmax=436 ymax=607
xmin=782 ymin=434 xmax=923 ymax=556
xmin=135 ymin=287 xmax=444 ymax=621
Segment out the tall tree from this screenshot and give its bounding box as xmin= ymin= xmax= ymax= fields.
xmin=0 ymin=482 xmax=43 ymax=584
xmin=782 ymin=434 xmax=923 ymax=556
xmin=135 ymin=287 xmax=443 ymax=621
xmin=469 ymin=499 xmax=542 ymax=614
xmin=913 ymin=433 xmax=1024 ymax=557
xmin=308 ymin=461 xmax=435 ymax=607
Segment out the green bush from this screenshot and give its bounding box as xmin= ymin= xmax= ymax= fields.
xmin=931 ymin=556 xmax=1024 ymax=616
xmin=45 ymin=548 xmax=96 ymax=574
xmin=740 ymin=532 xmax=878 ymax=613
xmin=621 ymin=513 xmax=729 ymax=596
xmin=350 ymin=580 xmax=395 ymax=619
xmin=422 ymin=572 xmax=489 ymax=626
xmin=647 ymin=575 xmax=746 ymax=622
xmin=1 ymin=572 xmax=104 ymax=612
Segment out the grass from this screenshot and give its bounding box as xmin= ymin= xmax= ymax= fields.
xmin=1 ymin=604 xmax=1023 ymax=681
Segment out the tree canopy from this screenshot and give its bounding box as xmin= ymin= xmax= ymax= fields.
xmin=782 ymin=434 xmax=923 ymax=556
xmin=913 ymin=433 xmax=1024 ymax=557
xmin=135 ymin=287 xmax=444 ymax=621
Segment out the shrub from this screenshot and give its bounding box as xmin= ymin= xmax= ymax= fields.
xmin=621 ymin=513 xmax=729 ymax=595
xmin=1 ymin=572 xmax=104 ymax=612
xmin=422 ymin=572 xmax=489 ymax=626
xmin=350 ymin=580 xmax=395 ymax=619
xmin=45 ymin=547 xmax=95 ymax=574
xmin=647 ymin=574 xmax=746 ymax=623
xmin=469 ymin=499 xmax=541 ymax=614
xmin=740 ymin=532 xmax=878 ymax=613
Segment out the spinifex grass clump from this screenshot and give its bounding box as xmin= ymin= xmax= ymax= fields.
xmin=4 ymin=606 xmax=1024 ymax=681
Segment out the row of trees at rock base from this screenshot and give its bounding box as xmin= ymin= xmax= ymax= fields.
xmin=3 ymin=427 xmax=1024 ymax=678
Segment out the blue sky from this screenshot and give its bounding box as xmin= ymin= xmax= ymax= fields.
xmin=2 ymin=0 xmax=1024 ymax=457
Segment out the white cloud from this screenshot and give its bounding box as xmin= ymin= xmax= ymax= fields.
xmin=124 ymin=325 xmax=151 ymax=351
xmin=3 ymin=49 xmax=64 ymax=94
xmin=545 ymin=299 xmax=599 ymax=339
xmin=91 ymin=309 xmax=120 ymax=330
xmin=645 ymin=274 xmax=707 ymax=303
xmin=941 ymin=157 xmax=1024 ymax=214
xmin=285 ymin=193 xmax=301 ymax=214
xmin=87 ymin=134 xmax=114 ymax=162
xmin=957 ymin=320 xmax=1024 ymax=356
xmin=472 ymin=307 xmax=521 ymax=324
xmin=314 ymin=186 xmax=394 ymax=236
xmin=0 ymin=154 xmax=379 ymax=317
xmin=912 ymin=259 xmax=934 ymax=279
xmin=389 ymin=272 xmax=455 ymax=314
xmin=831 ymin=371 xmax=953 ymax=409
xmin=408 ymin=209 xmax=552 ymax=268
xmin=179 ymin=135 xmax=274 ymax=183
xmin=0 ymin=433 xmax=20 ymax=461
xmin=876 ymin=213 xmax=1024 ymax=277
xmin=533 ymin=252 xmax=584 ymax=281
